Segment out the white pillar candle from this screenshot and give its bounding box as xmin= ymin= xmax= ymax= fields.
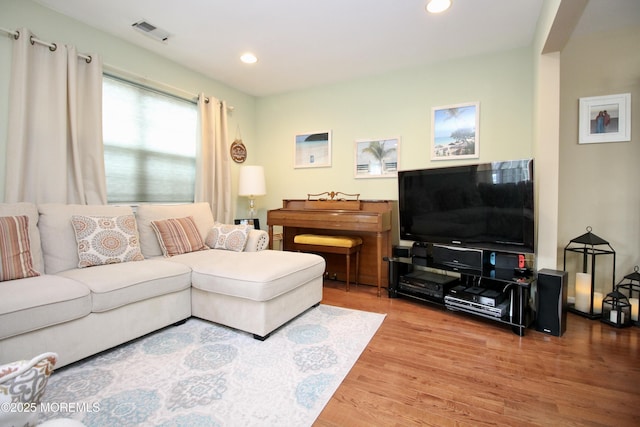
xmin=593 ymin=292 xmax=603 ymax=314
xmin=575 ymin=273 xmax=591 ymax=313
xmin=610 ymin=309 xmax=618 ymax=323
xmin=609 ymin=310 xmax=625 ymax=324
xmin=630 ymin=298 xmax=639 ymax=322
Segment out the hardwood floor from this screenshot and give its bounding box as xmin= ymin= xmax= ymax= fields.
xmin=315 ymin=281 xmax=640 ymax=427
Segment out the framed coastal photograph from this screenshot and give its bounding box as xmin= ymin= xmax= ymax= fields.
xmin=294 ymin=130 xmax=332 ymax=168
xmin=579 ymin=93 xmax=631 ymax=144
xmin=354 ymin=137 xmax=400 ymax=179
xmin=432 ymin=102 xmax=479 ymax=160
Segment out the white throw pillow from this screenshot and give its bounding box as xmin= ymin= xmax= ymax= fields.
xmin=71 ymin=215 xmax=144 ymax=268
xmin=205 ymin=222 xmax=251 ymax=252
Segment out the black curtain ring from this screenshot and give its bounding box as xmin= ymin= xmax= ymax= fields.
xmin=85 ymin=55 xmax=92 ymax=64
xmin=29 ymin=35 xmax=35 ymax=45
xmin=49 ymin=42 xmax=57 ymax=52
xmin=14 ymin=30 xmax=20 ymax=40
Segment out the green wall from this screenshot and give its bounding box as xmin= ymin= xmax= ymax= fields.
xmin=1 ymin=0 xmax=535 ymax=236
xmin=255 ymin=48 xmax=535 ymax=224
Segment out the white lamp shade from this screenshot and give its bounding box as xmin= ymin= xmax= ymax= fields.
xmin=238 ymin=166 xmax=266 ymax=196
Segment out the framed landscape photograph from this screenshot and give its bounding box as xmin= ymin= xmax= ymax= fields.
xmin=354 ymin=137 xmax=399 ymax=179
xmin=579 ymin=93 xmax=631 ymax=144
xmin=294 ymin=130 xmax=332 ymax=168
xmin=432 ymin=102 xmax=479 ymax=160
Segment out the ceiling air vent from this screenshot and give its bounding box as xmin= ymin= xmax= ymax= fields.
xmin=132 ymin=20 xmax=170 ymax=42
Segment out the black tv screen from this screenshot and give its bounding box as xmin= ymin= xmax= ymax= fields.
xmin=398 ymin=159 xmax=534 ymax=253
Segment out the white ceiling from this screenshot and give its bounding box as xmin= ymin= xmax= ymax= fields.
xmin=33 ymin=0 xmax=640 ymax=97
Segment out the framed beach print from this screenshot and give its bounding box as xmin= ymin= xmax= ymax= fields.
xmin=432 ymin=102 xmax=479 ymax=160
xmin=354 ymin=137 xmax=399 ymax=179
xmin=578 ymin=93 xmax=631 ymax=144
xmin=294 ymin=130 xmax=332 ymax=168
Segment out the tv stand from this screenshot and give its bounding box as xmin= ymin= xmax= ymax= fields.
xmin=386 ymin=244 xmax=534 ymax=336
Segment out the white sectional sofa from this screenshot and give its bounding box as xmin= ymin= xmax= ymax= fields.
xmin=0 ymin=202 xmax=325 ymax=368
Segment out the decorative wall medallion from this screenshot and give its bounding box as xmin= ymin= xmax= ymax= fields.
xmin=230 ymin=139 xmax=247 ymax=163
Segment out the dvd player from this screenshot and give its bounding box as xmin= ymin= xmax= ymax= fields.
xmin=444 ymin=295 xmax=509 ymax=318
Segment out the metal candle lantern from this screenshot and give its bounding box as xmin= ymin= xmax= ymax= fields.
xmin=601 ymin=290 xmax=632 ymax=328
xmin=615 ymin=266 xmax=640 ymax=326
xmin=563 ymin=227 xmax=616 ymax=319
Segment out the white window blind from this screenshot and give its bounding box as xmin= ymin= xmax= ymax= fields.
xmin=102 ymin=75 xmax=197 ymax=204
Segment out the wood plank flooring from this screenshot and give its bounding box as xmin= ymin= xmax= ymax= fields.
xmin=315 ymin=281 xmax=640 ymax=427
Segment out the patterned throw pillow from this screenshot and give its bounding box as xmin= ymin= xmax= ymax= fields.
xmin=0 ymin=215 xmax=40 ymax=281
xmin=71 ymin=215 xmax=145 ymax=268
xmin=150 ymin=216 xmax=208 ymax=257
xmin=0 ymin=352 xmax=57 ymax=427
xmin=205 ymin=222 xmax=251 ymax=252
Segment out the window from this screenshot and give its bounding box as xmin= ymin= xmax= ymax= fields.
xmin=102 ymin=75 xmax=197 ymax=204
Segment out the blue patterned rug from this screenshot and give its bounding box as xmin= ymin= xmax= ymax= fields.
xmin=38 ymin=305 xmax=385 ymax=426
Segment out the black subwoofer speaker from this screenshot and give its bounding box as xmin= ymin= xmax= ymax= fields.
xmin=536 ymin=269 xmax=568 ymax=336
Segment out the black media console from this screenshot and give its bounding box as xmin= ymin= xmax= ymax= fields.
xmin=386 ymin=242 xmax=535 ymax=336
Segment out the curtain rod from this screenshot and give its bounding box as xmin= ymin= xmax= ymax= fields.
xmin=0 ymin=26 xmax=234 ymax=111
xmin=0 ymin=26 xmax=92 ymax=62
xmin=103 ymin=63 xmax=234 ymax=111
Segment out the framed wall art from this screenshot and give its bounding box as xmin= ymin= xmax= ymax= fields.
xmin=294 ymin=130 xmax=332 ymax=168
xmin=432 ymin=102 xmax=479 ymax=160
xmin=579 ymin=93 xmax=631 ymax=144
xmin=354 ymin=137 xmax=399 ymax=179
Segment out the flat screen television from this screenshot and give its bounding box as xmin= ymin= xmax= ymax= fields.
xmin=398 ymin=159 xmax=534 ymax=253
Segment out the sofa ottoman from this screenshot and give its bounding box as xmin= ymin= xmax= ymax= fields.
xmin=134 ymin=202 xmax=326 ymax=339
xmin=172 ymin=248 xmax=325 ymax=339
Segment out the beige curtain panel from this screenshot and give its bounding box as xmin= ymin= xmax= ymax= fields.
xmin=5 ymin=28 xmax=106 ymax=204
xmin=195 ymin=94 xmax=231 ymax=223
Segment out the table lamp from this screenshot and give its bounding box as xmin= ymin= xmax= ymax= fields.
xmin=238 ymin=165 xmax=266 ymax=219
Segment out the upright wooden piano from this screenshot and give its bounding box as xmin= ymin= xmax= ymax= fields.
xmin=267 ymin=198 xmax=396 ymax=296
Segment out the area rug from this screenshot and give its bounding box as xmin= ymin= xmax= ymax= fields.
xmin=38 ymin=305 xmax=385 ymax=426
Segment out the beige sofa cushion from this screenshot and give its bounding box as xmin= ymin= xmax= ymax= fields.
xmin=171 ymin=249 xmax=325 ymax=302
xmin=38 ymin=204 xmax=134 ymax=274
xmin=136 ymin=203 xmax=215 ymax=258
xmin=58 ymin=259 xmax=192 ymax=313
xmin=0 ymin=275 xmax=91 ymax=339
xmin=0 ymin=203 xmax=44 ymax=273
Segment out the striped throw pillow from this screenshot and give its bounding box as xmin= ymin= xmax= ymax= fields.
xmin=0 ymin=215 xmax=40 ymax=281
xmin=150 ymin=216 xmax=208 ymax=257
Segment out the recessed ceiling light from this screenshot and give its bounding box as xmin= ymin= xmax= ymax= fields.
xmin=426 ymin=0 xmax=451 ymax=14
xmin=240 ymin=53 xmax=258 ymax=64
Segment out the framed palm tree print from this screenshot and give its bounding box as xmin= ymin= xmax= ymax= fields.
xmin=354 ymin=137 xmax=400 ymax=178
